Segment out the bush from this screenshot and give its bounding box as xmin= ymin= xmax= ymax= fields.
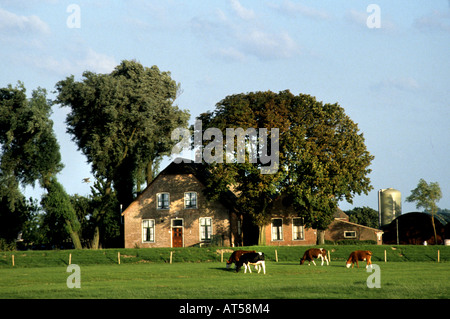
xmin=0 ymin=239 xmax=16 ymax=251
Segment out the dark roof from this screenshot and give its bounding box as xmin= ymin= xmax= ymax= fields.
xmin=394 ymin=211 xmax=450 ymax=226
xmin=424 ymin=211 xmax=450 ymax=226
xmin=159 ymin=159 xmax=205 ymax=176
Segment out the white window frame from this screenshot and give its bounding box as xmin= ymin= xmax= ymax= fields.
xmin=199 ymin=217 xmax=212 ymax=242
xmin=271 ymin=218 xmax=283 ymax=241
xmin=344 ymin=231 xmax=357 ymax=238
xmin=156 ymin=192 xmax=170 ymax=209
xmin=292 ymin=217 xmax=305 ymax=241
xmin=184 ymin=192 xmax=198 ymax=209
xmin=142 ymin=219 xmax=155 ymax=243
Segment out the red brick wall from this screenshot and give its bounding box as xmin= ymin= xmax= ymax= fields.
xmin=123 ymin=173 xmax=234 ymax=248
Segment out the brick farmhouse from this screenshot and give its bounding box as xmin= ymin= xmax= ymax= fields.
xmin=122 ymin=159 xmax=382 ymax=248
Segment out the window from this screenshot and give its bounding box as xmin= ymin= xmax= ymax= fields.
xmin=142 ymin=219 xmax=155 ymax=243
xmin=271 ymin=218 xmax=283 ymax=241
xmin=184 ymin=192 xmax=197 ymax=209
xmin=344 ymin=231 xmax=357 ymax=238
xmin=157 ymin=193 xmax=169 ymax=209
xmin=199 ymin=217 xmax=212 ymax=241
xmin=292 ymin=218 xmax=304 ymax=240
xmin=172 ymin=218 xmax=183 ymax=227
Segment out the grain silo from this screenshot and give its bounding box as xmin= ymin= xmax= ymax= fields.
xmin=378 ymin=188 xmax=402 ymax=227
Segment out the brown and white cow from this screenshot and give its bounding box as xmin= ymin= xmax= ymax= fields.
xmin=300 ymin=248 xmax=329 ymax=266
xmin=346 ymin=250 xmax=373 ymax=269
xmin=226 ymin=250 xmax=256 ymax=269
xmin=236 ymin=252 xmax=266 ymax=274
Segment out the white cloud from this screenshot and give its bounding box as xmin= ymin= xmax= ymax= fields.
xmin=372 ymin=77 xmax=420 ymax=92
xmin=345 ymin=8 xmax=397 ymax=32
xmin=239 ymin=30 xmax=299 ymax=60
xmin=270 ymin=0 xmax=331 ymax=20
xmin=25 ymin=48 xmax=116 ymax=77
xmin=191 ymin=2 xmax=300 ymax=61
xmin=413 ymin=10 xmax=450 ymax=33
xmin=230 ymin=0 xmax=255 ymax=20
xmin=214 ymin=47 xmax=247 ymax=62
xmin=0 ymin=8 xmax=50 ymax=35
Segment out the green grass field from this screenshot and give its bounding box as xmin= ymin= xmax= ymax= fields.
xmin=0 ymin=262 xmax=448 ymax=299
xmin=0 ymin=245 xmax=449 ymax=299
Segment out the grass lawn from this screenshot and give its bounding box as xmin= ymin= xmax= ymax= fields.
xmin=1 ymin=261 xmax=448 ymax=299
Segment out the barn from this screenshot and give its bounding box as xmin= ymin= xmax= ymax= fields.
xmin=381 ymin=212 xmax=450 ymax=245
xmin=325 ymin=209 xmax=383 ymax=244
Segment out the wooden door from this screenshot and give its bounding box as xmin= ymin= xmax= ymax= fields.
xmin=172 ymin=227 xmax=183 ymax=247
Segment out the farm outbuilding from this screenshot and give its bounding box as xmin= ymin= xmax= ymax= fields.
xmin=381 ymin=212 xmax=450 ymax=245
xmin=325 ymin=209 xmax=383 ymax=244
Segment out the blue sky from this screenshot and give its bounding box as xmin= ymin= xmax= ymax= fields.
xmin=1 ymin=0 xmax=449 ymax=214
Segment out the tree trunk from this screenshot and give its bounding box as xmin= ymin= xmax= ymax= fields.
xmin=258 ymin=225 xmax=266 ymax=246
xmin=91 ymin=226 xmax=100 ymax=249
xmin=66 ymin=220 xmax=82 ymax=249
xmin=431 ymin=215 xmax=438 ymax=244
xmin=146 ymin=159 xmax=153 ymax=186
xmin=317 ymin=229 xmax=325 ymax=245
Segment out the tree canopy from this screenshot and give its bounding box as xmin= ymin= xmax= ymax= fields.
xmin=0 ymin=83 xmax=63 ymax=196
xmin=54 ymin=60 xmax=189 ymax=248
xmin=406 ymin=178 xmax=442 ymax=244
xmin=197 ymin=90 xmax=374 ymax=244
xmin=0 ymin=83 xmax=71 ymax=247
xmin=55 ymin=60 xmax=189 ymax=206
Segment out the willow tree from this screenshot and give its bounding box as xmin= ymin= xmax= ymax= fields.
xmin=198 ymin=90 xmax=374 ymax=245
xmin=0 ymin=83 xmax=82 ymax=248
xmin=54 ymin=60 xmax=189 ymax=248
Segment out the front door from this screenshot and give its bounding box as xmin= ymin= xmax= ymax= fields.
xmin=172 ymin=228 xmax=183 ymax=247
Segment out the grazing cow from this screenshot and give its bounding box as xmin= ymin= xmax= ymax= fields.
xmin=236 ymin=252 xmax=266 ymax=274
xmin=346 ymin=250 xmax=373 ymax=269
xmin=226 ymin=250 xmax=256 ymax=269
xmin=300 ymin=248 xmax=329 ymax=266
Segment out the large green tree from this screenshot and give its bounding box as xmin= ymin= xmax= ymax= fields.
xmin=197 ymin=90 xmax=374 ymax=245
xmin=0 ymin=83 xmax=82 ymax=248
xmin=54 ymin=60 xmax=189 ymax=248
xmin=406 ymin=178 xmax=442 ymax=244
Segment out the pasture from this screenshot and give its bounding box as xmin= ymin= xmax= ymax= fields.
xmin=0 ymin=245 xmax=449 ymax=299
xmin=0 ymin=262 xmax=448 ymax=299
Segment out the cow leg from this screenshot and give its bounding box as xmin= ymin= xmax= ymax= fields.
xmin=325 ymin=255 xmax=329 ymax=266
xmin=319 ymin=255 xmax=324 ymax=266
xmin=312 ymin=259 xmax=316 ymax=266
